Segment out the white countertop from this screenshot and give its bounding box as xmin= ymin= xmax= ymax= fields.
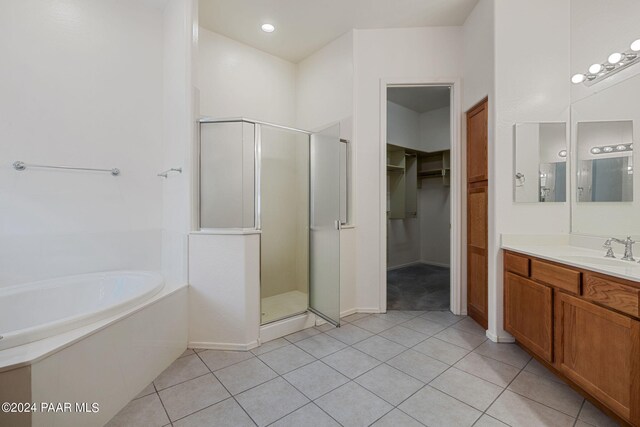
xmin=501 ymin=234 xmax=640 ymax=283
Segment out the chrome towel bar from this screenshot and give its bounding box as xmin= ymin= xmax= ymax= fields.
xmin=13 ymin=161 xmax=120 ymax=176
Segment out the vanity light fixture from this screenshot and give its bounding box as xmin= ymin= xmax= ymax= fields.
xmin=590 ymin=143 xmax=633 ymax=155
xmin=608 ymin=52 xmax=624 ymax=65
xmin=571 ymin=37 xmax=640 ymax=86
xmin=261 ymin=23 xmax=275 ymax=33
xmin=571 ymin=73 xmax=586 ymax=84
xmin=589 ymin=63 xmax=603 ymax=74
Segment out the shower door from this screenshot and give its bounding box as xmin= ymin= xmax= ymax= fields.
xmin=309 ymin=124 xmax=342 ymax=326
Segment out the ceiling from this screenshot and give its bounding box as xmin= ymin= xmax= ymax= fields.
xmin=199 ymin=0 xmax=479 ymax=63
xmin=388 ymin=86 xmax=450 ymax=113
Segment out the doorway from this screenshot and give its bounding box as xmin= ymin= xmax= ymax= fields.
xmin=384 ymin=85 xmax=454 ymax=311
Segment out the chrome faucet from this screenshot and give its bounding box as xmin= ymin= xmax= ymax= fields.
xmin=608 ymin=236 xmax=636 ymax=262
xmin=603 ymin=239 xmax=615 ymax=258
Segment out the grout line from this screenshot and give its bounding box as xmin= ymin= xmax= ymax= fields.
xmin=156 ymin=389 xmax=175 ymax=425
xmin=471 ymin=352 xmax=528 ymax=426
xmin=193 ymin=350 xmax=259 ymax=426
xmin=154 ymin=371 xmax=212 ymax=393
xmin=574 ymin=399 xmax=586 ymax=427
xmin=505 ymin=386 xmax=585 ymax=420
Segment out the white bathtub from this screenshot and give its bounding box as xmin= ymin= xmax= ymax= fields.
xmin=0 ymin=272 xmax=186 ymax=427
xmin=0 ymin=271 xmax=163 ymax=351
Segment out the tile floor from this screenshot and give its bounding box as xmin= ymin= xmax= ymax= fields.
xmin=106 ymin=310 xmax=620 ymax=427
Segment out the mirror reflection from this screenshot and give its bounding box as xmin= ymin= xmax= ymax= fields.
xmin=576 ymin=121 xmax=633 ymax=202
xmin=514 ymin=122 xmax=567 ymax=203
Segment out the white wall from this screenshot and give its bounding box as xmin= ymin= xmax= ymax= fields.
xmin=387 ymin=102 xmax=421 ymax=150
xmin=296 ymin=31 xmax=354 ymax=131
xmin=491 ymin=0 xmax=571 ymax=340
xmin=463 ymin=0 xmax=495 ymax=113
xmin=162 ymin=0 xmax=197 ymax=286
xmin=198 ymin=28 xmax=297 ymax=127
xmin=420 ymin=107 xmax=451 ymax=152
xmin=353 ymin=27 xmax=463 ymax=311
xmin=419 ymin=179 xmax=451 ymax=267
xmin=386 ymin=102 xmax=422 ymax=268
xmin=0 ymin=0 xmax=166 ymax=286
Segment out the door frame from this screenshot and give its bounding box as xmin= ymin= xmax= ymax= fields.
xmin=379 ymin=78 xmax=464 ymax=315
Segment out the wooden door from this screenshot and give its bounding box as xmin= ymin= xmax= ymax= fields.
xmin=555 ymin=292 xmax=640 ymax=424
xmin=504 ymin=272 xmax=553 ymax=362
xmin=466 ymin=98 xmax=488 ymax=329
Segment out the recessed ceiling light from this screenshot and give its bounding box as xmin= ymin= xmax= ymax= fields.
xmin=261 ymin=23 xmax=275 ymax=33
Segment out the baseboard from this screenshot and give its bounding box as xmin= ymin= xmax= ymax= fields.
xmin=386 ymin=261 xmax=421 ymax=271
xmin=189 ymin=340 xmax=259 ymax=351
xmin=485 ymin=330 xmax=515 ymax=343
xmin=259 ymin=312 xmax=316 ymax=343
xmin=354 ymin=307 xmax=384 ymax=314
xmin=420 ymin=260 xmax=451 ymax=268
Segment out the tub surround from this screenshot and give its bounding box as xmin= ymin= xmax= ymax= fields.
xmin=501 ymin=234 xmax=640 ymax=283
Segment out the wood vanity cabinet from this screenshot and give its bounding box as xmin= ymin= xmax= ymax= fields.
xmin=503 ymin=250 xmax=640 ymax=426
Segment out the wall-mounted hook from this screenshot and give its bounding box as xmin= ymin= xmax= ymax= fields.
xmin=158 ymin=167 xmax=182 ymax=178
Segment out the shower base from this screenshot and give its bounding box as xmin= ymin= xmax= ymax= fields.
xmin=261 ymin=290 xmax=308 ymax=324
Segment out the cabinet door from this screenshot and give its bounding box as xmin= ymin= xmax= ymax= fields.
xmin=504 ymin=273 xmax=553 ymax=363
xmin=466 ymin=99 xmax=488 ymax=183
xmin=467 ymin=185 xmax=488 ymax=328
xmin=555 ymin=292 xmax=640 ymax=424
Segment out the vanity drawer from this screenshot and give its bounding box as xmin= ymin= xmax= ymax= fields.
xmin=504 ymin=252 xmax=530 ymax=277
xmin=531 ymin=259 xmax=581 ymax=294
xmin=583 ymin=274 xmax=640 ymax=318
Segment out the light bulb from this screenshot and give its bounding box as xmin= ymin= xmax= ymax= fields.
xmin=616 ymin=145 xmax=627 ymax=151
xmin=631 ymin=39 xmax=640 ymax=52
xmin=608 ymin=52 xmax=623 ymax=64
xmin=261 ymin=23 xmax=275 ymax=33
xmin=603 ymin=146 xmax=614 ymax=153
xmin=558 ymin=150 xmax=567 ymax=158
xmin=571 ymin=73 xmax=585 ymax=84
xmin=591 ymin=147 xmax=602 ymax=154
xmin=589 ymin=63 xmax=603 ymax=74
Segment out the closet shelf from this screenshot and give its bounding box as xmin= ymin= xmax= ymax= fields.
xmin=387 ymin=164 xmax=405 ymax=172
xmin=419 ymin=168 xmax=450 ymax=178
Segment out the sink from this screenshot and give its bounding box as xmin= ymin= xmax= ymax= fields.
xmin=562 ymin=255 xmax=638 ymax=268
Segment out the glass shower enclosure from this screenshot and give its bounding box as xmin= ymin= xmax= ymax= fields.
xmin=199 ymin=118 xmax=342 ymax=326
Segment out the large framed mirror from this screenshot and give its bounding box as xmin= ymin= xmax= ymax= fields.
xmin=571 ymin=73 xmax=639 ymax=236
xmin=514 ymin=122 xmax=567 ymax=203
